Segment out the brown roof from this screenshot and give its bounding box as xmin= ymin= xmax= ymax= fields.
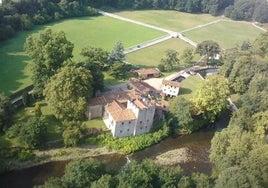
xmin=89 ymin=90 xmax=141 ymax=106
xmin=162 ymin=80 xmax=180 ymax=87
xmin=106 ymin=100 xmax=136 ymax=122
xmin=130 ymin=78 xmax=159 ymax=94
xmin=132 ymin=99 xmax=147 ymax=110
xmin=134 ymin=68 xmax=160 ymax=75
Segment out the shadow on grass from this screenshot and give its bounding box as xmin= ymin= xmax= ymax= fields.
xmin=179 ymin=88 xmax=192 ymax=95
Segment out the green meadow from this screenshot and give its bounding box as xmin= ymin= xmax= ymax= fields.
xmin=0 ymin=15 xmax=165 ymax=95
xmin=179 ymin=75 xmax=204 ymax=99
xmin=126 ymin=38 xmax=200 ymax=67
xmin=115 ymin=10 xmax=221 ymax=31
xmin=183 ymin=20 xmax=265 ymax=49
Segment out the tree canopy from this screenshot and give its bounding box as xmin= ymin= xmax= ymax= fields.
xmin=24 ymin=29 xmax=74 ymax=97
xmin=0 ymin=94 xmax=13 ymax=132
xmin=44 ymin=65 xmax=93 ymax=121
xmin=195 ymin=40 xmax=221 ymax=64
xmin=193 ymin=75 xmax=230 ymax=122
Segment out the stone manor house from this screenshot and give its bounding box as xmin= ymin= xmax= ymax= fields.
xmin=87 ymin=90 xmax=164 ymax=137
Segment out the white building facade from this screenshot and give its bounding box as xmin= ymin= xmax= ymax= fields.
xmin=161 ymin=80 xmax=180 ymax=97
xmin=103 ymin=98 xmax=156 ymax=137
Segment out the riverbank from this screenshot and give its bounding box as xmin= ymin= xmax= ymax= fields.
xmin=2 ymin=145 xmax=122 ymax=171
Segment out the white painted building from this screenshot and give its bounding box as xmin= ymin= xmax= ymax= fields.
xmin=161 ymin=80 xmax=180 ymax=97
xmin=103 ymin=98 xmax=156 ymax=137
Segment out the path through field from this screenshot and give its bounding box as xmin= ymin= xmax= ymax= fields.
xmin=99 ymin=10 xmax=266 ymax=53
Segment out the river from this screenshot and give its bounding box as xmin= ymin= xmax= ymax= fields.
xmin=0 ymin=110 xmax=230 ymax=188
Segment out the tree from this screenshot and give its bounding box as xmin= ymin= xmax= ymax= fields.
xmin=169 ymin=97 xmax=196 ymax=134
xmin=34 ymin=102 xmax=42 ymax=117
xmin=195 ymin=40 xmax=220 ymax=64
xmin=44 ymin=65 xmax=93 ymax=121
xmin=80 ymin=46 xmax=109 ymax=69
xmin=22 ymin=91 xmax=31 ymax=106
xmin=108 ymin=41 xmax=125 ymax=64
xmin=36 ymin=177 xmax=63 ymax=188
xmin=109 ymin=61 xmax=130 ymax=80
xmin=0 ymin=94 xmax=13 ymax=132
xmin=91 ymin=175 xmax=118 ymax=188
xmin=180 ymin=47 xmax=194 ymax=66
xmin=160 ymin=49 xmax=180 ymax=72
xmin=193 ymin=75 xmax=230 ymax=123
xmin=209 ymin=125 xmax=264 ymax=174
xmin=253 ymin=31 xmax=268 ymax=58
xmin=7 ymin=116 xmax=47 ymax=149
xmin=63 ymin=158 xmax=105 ymax=188
xmin=24 ymin=29 xmax=74 ymax=96
xmin=62 ymin=121 xmax=84 ymax=147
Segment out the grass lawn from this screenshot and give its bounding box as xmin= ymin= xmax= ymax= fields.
xmin=83 ymin=119 xmax=106 ymax=129
xmin=126 ymin=38 xmax=200 ymax=68
xmin=115 ymin=10 xmax=221 ymax=32
xmin=183 ymin=20 xmax=265 ymax=49
xmin=179 ymin=75 xmax=204 ymax=99
xmin=0 ymin=15 xmax=165 ymax=95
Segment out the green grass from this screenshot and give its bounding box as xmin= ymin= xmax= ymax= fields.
xmin=83 ymin=119 xmax=106 ymax=129
xmin=184 ymin=20 xmax=265 ymax=49
xmin=179 ymin=75 xmax=204 ymax=99
xmin=126 ymin=38 xmax=200 ymax=67
xmin=0 ymin=15 xmax=165 ymax=95
xmin=115 ymin=10 xmax=221 ymax=32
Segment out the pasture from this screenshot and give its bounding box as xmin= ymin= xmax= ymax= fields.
xmin=126 ymin=38 xmax=200 ymax=67
xmin=0 ymin=16 xmax=165 ymax=95
xmin=115 ymin=10 xmax=221 ymax=32
xmin=183 ymin=20 xmax=265 ymax=49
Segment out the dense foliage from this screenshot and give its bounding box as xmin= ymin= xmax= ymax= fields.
xmin=210 ymin=31 xmax=268 ymax=187
xmin=6 ymin=116 xmax=47 ymax=149
xmin=24 ymin=29 xmax=74 ymax=97
xmin=0 ymin=94 xmax=13 ymax=132
xmin=44 ymin=65 xmax=93 ymax=121
xmin=37 ymin=158 xmax=214 ymax=188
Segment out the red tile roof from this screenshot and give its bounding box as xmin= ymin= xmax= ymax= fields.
xmin=106 ymin=100 xmax=136 ymax=122
xmin=134 ymin=68 xmax=160 ymax=75
xmin=162 ymin=80 xmax=180 ymax=87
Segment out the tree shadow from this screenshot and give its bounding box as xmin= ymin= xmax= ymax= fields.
xmin=179 ymin=88 xmax=192 ymax=95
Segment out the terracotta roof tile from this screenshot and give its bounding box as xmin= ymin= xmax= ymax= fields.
xmin=162 ymin=80 xmax=180 ymax=87
xmin=106 ymin=100 xmax=136 ymax=122
xmin=134 ymin=68 xmax=160 ymax=75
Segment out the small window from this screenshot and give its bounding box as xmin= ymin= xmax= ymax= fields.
xmin=147 ymin=119 xmax=149 ymax=122
xmin=120 ymin=130 xmax=123 ymax=133
xmin=140 ymin=121 xmax=142 ymax=124
xmin=127 ymin=129 xmax=129 ymax=132
xmin=140 ymin=127 xmax=143 ymax=130
xmin=121 ymin=122 xmax=124 ymax=125
xmin=145 ymin=126 xmax=147 ymax=129
xmin=129 ymin=121 xmax=131 ymax=124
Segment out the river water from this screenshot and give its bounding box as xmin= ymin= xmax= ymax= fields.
xmin=0 ymin=111 xmax=230 ymax=188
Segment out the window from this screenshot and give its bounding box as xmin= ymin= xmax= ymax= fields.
xmin=145 ymin=126 xmax=147 ymax=129
xmin=120 ymin=130 xmax=122 ymax=133
xmin=129 ymin=121 xmax=131 ymax=124
xmin=140 ymin=121 xmax=142 ymax=124
xmin=121 ymin=122 xmax=124 ymax=125
xmin=127 ymin=129 xmax=129 ymax=132
xmin=147 ymin=119 xmax=149 ymax=122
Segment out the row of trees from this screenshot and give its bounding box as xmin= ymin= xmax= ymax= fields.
xmin=0 ymin=0 xmax=98 ymax=41
xmin=37 ymin=158 xmax=213 ymax=188
xmin=224 ymin=0 xmax=268 ymax=23
xmin=209 ymin=31 xmax=268 ymax=187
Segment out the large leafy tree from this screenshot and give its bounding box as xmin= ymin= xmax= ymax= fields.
xmin=169 ymin=97 xmax=196 ymax=134
xmin=0 ymin=94 xmax=13 ymax=132
xmin=195 ymin=40 xmax=220 ymax=64
xmin=24 ymin=29 xmax=74 ymax=97
xmin=63 ymin=158 xmax=105 ymax=188
xmin=180 ymin=47 xmax=194 ymax=66
xmin=6 ymin=116 xmax=47 ymax=149
xmin=44 ymin=65 xmax=93 ymax=121
xmin=193 ymin=75 xmax=230 ymax=122
xmin=159 ymin=49 xmax=180 ymax=72
xmin=108 ymin=41 xmax=125 ymax=64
